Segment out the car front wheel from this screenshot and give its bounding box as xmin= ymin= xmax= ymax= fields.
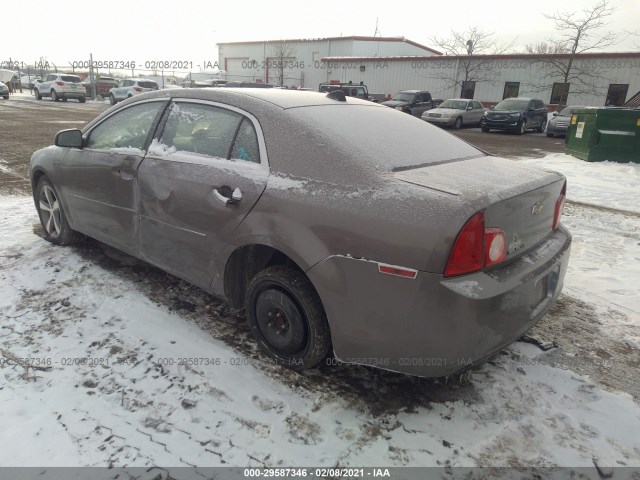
xmin=518 ymin=119 xmax=527 ymax=135
xmin=109 ymin=94 xmax=116 ymax=105
xmin=537 ymin=119 xmax=547 ymax=133
xmin=453 ymin=116 xmax=463 ymax=130
xmin=79 ymin=96 xmax=86 ymax=103
xmin=35 ymin=177 xmax=83 ymax=245
xmin=246 ymin=266 xmax=331 ymax=371
xmin=35 ymin=89 xmax=42 ymax=100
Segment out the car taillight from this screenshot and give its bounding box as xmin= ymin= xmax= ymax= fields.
xmin=444 ymin=211 xmax=507 ymax=277
xmin=56 ymin=81 xmax=64 ymax=86
xmin=133 ymin=87 xmax=143 ymax=92
xmin=553 ymin=181 xmax=566 ymax=230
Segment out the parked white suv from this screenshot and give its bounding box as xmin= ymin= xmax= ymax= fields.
xmin=108 ymin=78 xmax=159 ymax=104
xmin=35 ymin=74 xmax=86 ymax=103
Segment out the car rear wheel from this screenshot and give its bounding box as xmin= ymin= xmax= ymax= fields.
xmin=51 ymin=90 xmax=59 ymax=102
xmin=109 ymin=94 xmax=116 ymax=105
xmin=481 ymin=125 xmax=490 ymax=132
xmin=547 ymin=132 xmax=555 ymax=138
xmin=246 ymin=266 xmax=331 ymax=371
xmin=79 ymin=96 xmax=86 ymax=103
xmin=518 ymin=119 xmax=527 ymax=135
xmin=453 ymin=116 xmax=463 ymax=130
xmin=35 ymin=177 xmax=83 ymax=246
xmin=35 ymin=89 xmax=42 ymax=100
xmin=537 ymin=119 xmax=547 ymax=133
xmin=62 ymin=97 xmax=68 ymax=102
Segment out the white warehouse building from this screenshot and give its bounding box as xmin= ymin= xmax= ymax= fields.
xmin=218 ymin=36 xmax=640 ymax=108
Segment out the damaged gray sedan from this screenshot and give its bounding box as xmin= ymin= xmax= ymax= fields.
xmin=30 ymin=88 xmax=571 ymax=377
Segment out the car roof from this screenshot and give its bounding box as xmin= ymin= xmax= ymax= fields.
xmin=136 ymin=87 xmax=384 ymax=110
xmin=399 ymin=90 xmax=421 ymax=93
xmin=502 ymin=97 xmax=534 ymax=101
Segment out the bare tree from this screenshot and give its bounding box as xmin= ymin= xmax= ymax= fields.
xmin=270 ymin=43 xmax=297 ymax=87
xmin=429 ymin=27 xmax=517 ymax=98
xmin=524 ymin=0 xmax=619 ymax=107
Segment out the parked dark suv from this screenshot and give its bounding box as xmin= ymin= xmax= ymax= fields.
xmin=481 ymin=97 xmax=548 ymax=134
xmin=382 ymin=90 xmax=434 ymax=118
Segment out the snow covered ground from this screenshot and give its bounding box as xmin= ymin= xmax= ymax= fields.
xmin=0 ymin=153 xmax=639 ymax=473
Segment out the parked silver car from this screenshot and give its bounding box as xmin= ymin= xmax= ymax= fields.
xmin=30 ymin=89 xmax=570 ymax=378
xmin=422 ymin=99 xmax=487 ymax=129
xmin=34 ymin=73 xmax=86 ymax=103
xmin=108 ymin=78 xmax=159 ymax=104
xmin=547 ymin=105 xmax=592 ymax=137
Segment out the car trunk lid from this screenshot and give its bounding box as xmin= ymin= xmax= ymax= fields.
xmin=394 ymin=156 xmax=564 ymax=262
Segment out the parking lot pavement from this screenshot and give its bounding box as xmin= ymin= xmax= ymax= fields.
xmin=0 ymin=94 xmax=110 ymax=195
xmin=451 ymin=127 xmax=567 ymax=158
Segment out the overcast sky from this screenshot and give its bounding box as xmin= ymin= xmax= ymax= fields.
xmin=3 ymin=0 xmax=638 ymax=72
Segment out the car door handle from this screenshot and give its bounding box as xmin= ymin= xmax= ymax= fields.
xmin=213 ymin=187 xmax=242 ymax=206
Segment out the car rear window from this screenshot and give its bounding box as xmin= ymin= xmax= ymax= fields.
xmin=138 ymin=81 xmax=158 ymax=89
xmin=289 ymin=105 xmax=484 ymax=171
xmin=61 ymin=76 xmax=82 ymax=83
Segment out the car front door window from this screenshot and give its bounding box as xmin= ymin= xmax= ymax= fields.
xmin=86 ymin=102 xmax=164 ymax=151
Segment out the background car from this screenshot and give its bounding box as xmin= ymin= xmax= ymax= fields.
xmin=481 ymin=97 xmax=548 ymax=134
xmin=547 ymin=105 xmax=592 ymax=137
xmin=381 ymin=90 xmax=434 ymax=117
xmin=30 ymin=88 xmax=570 ymax=378
xmin=84 ymin=76 xmax=119 ymax=98
xmin=108 ymin=78 xmax=159 ymax=104
xmin=0 ymin=81 xmax=8 ymax=99
xmin=34 ymin=73 xmax=86 ymax=103
xmin=422 ymin=99 xmax=487 ymax=129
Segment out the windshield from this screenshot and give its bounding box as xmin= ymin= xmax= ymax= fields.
xmin=138 ymin=81 xmax=159 ymax=89
xmin=61 ymin=75 xmax=82 ymax=83
xmin=494 ymin=99 xmax=529 ymax=111
xmin=559 ymin=106 xmax=586 ymax=116
xmin=391 ymin=92 xmax=416 ymax=102
xmin=439 ymin=100 xmax=468 ymax=110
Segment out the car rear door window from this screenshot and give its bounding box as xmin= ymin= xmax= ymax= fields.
xmin=86 ymin=102 xmax=164 ymax=151
xmin=230 ymin=118 xmax=260 ymax=163
xmin=160 ymin=102 xmax=242 ymax=159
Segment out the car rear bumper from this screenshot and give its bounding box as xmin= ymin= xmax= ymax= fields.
xmin=58 ymin=90 xmax=85 ymax=99
xmin=307 ymin=226 xmax=571 ymax=377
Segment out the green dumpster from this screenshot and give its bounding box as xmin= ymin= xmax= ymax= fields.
xmin=565 ymin=108 xmax=640 ymax=163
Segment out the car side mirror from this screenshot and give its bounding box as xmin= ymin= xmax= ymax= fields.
xmin=552 ymin=112 xmax=559 ymax=117
xmin=467 ymin=106 xmax=473 ymax=111
xmin=55 ymin=129 xmax=83 ymax=149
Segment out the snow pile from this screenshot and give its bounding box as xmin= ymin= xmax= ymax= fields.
xmin=519 ymin=153 xmax=640 ymax=214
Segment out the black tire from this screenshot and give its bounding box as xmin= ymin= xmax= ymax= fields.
xmin=2 ymin=95 xmax=8 ymax=100
xmin=246 ymin=266 xmax=331 ymax=371
xmin=518 ymin=119 xmax=527 ymax=135
xmin=35 ymin=177 xmax=83 ymax=246
xmin=547 ymin=132 xmax=555 ymax=138
xmin=79 ymin=96 xmax=86 ymax=103
xmin=481 ymin=126 xmax=490 ymax=132
xmin=35 ymin=89 xmax=42 ymax=100
xmin=62 ymin=97 xmax=68 ymax=102
xmin=51 ymin=90 xmax=59 ymax=102
xmin=109 ymin=94 xmax=116 ymax=105
xmin=537 ymin=119 xmax=547 ymax=133
xmin=453 ymin=116 xmax=463 ymax=130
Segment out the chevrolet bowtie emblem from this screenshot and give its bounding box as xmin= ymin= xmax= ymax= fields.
xmin=531 ymin=202 xmax=544 ymax=215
